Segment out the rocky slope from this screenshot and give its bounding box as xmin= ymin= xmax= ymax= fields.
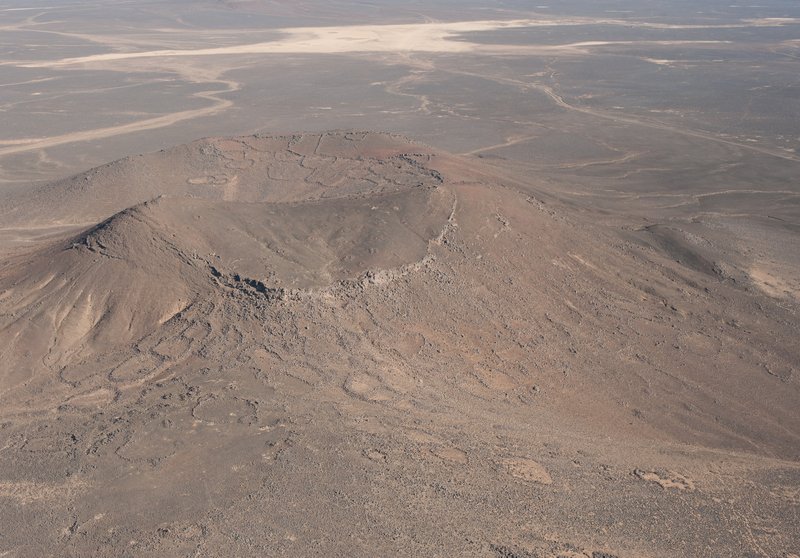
xmin=0 ymin=132 xmax=797 ymax=557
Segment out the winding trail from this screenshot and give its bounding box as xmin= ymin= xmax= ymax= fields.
xmin=2 ymin=15 xmax=799 ymax=163
xmin=450 ymin=69 xmax=800 ymax=163
xmin=0 ymin=80 xmax=239 ymax=157
xmin=532 ymin=82 xmax=800 ymax=163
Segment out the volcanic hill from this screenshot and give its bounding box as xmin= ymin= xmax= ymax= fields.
xmin=0 ymin=132 xmax=797 ymax=557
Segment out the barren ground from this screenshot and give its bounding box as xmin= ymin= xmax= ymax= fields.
xmin=0 ymin=1 xmax=798 ymax=556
